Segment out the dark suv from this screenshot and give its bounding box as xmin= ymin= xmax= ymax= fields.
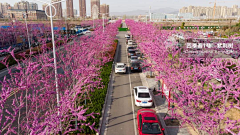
xmin=128 ymin=49 xmax=137 ymax=58
xmin=127 ymin=46 xmax=136 ymax=52
xmin=130 ymin=62 xmax=141 ymax=72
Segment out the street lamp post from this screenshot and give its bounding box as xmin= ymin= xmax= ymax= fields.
xmin=22 ymin=2 xmax=31 ymax=55
xmin=23 ymin=13 xmax=31 ymax=54
xmin=64 ymin=16 xmax=68 ymax=39
xmin=103 ymin=14 xmax=105 ymax=32
xmin=145 ymin=15 xmax=148 ymax=24
xmin=149 ymin=6 xmax=152 ymax=22
xmin=100 ymin=13 xmax=109 ymax=33
xmin=92 ymin=13 xmax=109 ymax=32
xmin=30 ymin=0 xmax=65 ymax=133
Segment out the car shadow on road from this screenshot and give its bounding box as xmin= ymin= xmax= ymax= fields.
xmin=108 ymin=111 xmax=133 ymax=122
xmin=112 ymin=94 xmax=131 ymax=101
xmin=107 ymin=117 xmax=135 ymax=128
xmin=116 ymin=44 xmax=122 ymax=62
xmin=113 ymin=80 xmax=141 ymax=88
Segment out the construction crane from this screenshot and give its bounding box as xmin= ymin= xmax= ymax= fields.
xmin=209 ymin=0 xmax=238 ymax=19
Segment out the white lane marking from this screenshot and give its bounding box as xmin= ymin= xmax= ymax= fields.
xmin=127 ymin=40 xmax=137 ymax=135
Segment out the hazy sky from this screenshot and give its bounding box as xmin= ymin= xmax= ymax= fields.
xmin=1 ymin=0 xmax=239 ymax=15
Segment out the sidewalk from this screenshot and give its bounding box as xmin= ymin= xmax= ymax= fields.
xmin=139 ymin=71 xmax=192 ymax=135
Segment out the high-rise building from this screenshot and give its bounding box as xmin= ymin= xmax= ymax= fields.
xmin=42 ymin=0 xmax=63 ymax=19
xmin=91 ymin=0 xmax=100 ymax=19
xmin=232 ymin=5 xmax=238 ymax=16
xmin=188 ymin=6 xmax=194 ymax=13
xmin=79 ymin=0 xmax=86 ymax=19
xmin=29 ymin=2 xmax=38 ymax=10
xmin=13 ymin=1 xmax=38 ymax=10
xmin=66 ymin=0 xmax=74 ymax=18
xmin=7 ymin=9 xmax=47 ymax=20
xmin=100 ymin=4 xmax=107 ymax=15
xmin=106 ymin=5 xmax=109 ymax=17
xmin=179 ymin=5 xmax=240 ymax=18
xmin=100 ymin=4 xmax=109 ymax=17
xmin=2 ymin=3 xmax=11 ymax=16
xmin=14 ymin=1 xmax=28 ymax=10
xmin=62 ymin=9 xmax=67 ymax=17
xmin=74 ymin=9 xmax=77 ymax=16
xmin=0 ymin=3 xmax=3 ymax=14
xmin=52 ymin=0 xmax=62 ymax=19
xmin=42 ymin=4 xmax=49 ymax=16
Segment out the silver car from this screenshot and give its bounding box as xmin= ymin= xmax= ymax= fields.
xmin=130 ymin=56 xmax=139 ymax=63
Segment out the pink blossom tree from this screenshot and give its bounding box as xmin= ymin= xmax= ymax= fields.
xmin=0 ymin=19 xmax=121 ymax=134
xmin=126 ymin=19 xmax=240 ymax=135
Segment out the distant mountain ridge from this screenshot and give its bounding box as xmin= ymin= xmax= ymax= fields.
xmin=111 ymin=7 xmax=179 ymax=16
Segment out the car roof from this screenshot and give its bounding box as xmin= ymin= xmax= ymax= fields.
xmin=142 ymin=113 xmax=158 ymax=123
xmin=131 ymin=61 xmax=140 ymax=64
xmin=129 ymin=49 xmax=135 ymax=51
xmin=138 ymin=109 xmax=158 ymax=123
xmin=116 ymin=63 xmax=125 ymax=65
xmin=134 ymin=86 xmax=149 ymax=92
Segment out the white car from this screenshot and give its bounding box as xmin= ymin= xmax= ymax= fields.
xmin=85 ymin=30 xmax=91 ymax=34
xmin=133 ymin=86 xmax=153 ymax=107
xmin=130 ymin=56 xmax=139 ymax=63
xmin=115 ymin=63 xmax=126 ymax=74
xmin=128 ymin=40 xmax=133 ymax=45
xmin=125 ymin=34 xmax=130 ymax=38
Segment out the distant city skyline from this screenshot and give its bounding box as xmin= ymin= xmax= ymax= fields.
xmin=180 ymin=5 xmax=240 ymax=18
xmin=0 ymin=0 xmax=239 ymax=16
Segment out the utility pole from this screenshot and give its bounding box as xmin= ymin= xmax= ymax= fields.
xmin=146 ymin=15 xmax=148 ymax=24
xmin=23 ymin=1 xmax=31 ymax=55
xmin=103 ymin=14 xmax=105 ymax=32
xmin=149 ymin=6 xmax=152 ymax=22
xmin=34 ymin=0 xmax=66 ymax=133
xmin=99 ymin=13 xmax=109 ymax=33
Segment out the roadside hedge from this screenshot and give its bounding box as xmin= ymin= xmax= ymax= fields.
xmin=80 ymin=61 xmax=113 ymax=134
xmin=75 ymin=40 xmax=118 ymax=134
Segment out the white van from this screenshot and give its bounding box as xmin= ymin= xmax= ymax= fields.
xmin=128 ymin=40 xmax=133 ymax=45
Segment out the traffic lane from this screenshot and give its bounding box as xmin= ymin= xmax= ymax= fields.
xmin=107 ymin=72 xmax=135 ymax=135
xmin=115 ymin=32 xmax=128 ymax=64
xmin=107 ymin=31 xmax=135 ymax=135
xmin=129 ymin=72 xmax=156 ymax=116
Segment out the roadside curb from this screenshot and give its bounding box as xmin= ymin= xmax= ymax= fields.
xmin=98 ymin=62 xmax=113 ymax=135
xmin=139 ymin=73 xmax=169 ymax=135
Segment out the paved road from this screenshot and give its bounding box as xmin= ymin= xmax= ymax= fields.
xmin=105 ymin=23 xmax=154 ymax=135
